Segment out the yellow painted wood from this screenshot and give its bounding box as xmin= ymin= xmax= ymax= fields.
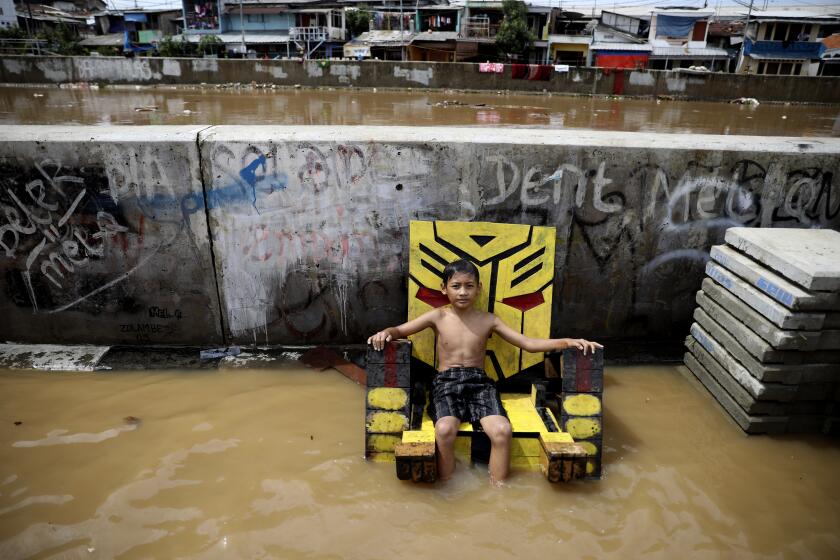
xmin=511 ymin=455 xmax=541 ymax=469
xmin=565 ymin=417 xmax=602 ymax=439
xmin=454 ymin=436 xmax=471 ymax=460
xmin=579 ymin=440 xmax=598 ymax=455
xmin=367 ymin=452 xmax=395 ymax=464
xmin=402 ymin=430 xmax=435 ymax=444
xmin=408 ymin=220 xmax=556 ymax=380
xmin=501 ymin=394 xmax=546 ymax=433
xmin=540 ymin=432 xmax=575 ymax=444
xmin=366 ymin=411 xmax=409 ymax=433
xmin=511 ymin=437 xmax=542 ymax=457
xmin=562 ymin=393 xmax=602 ymax=416
xmin=367 ymin=387 xmax=408 ymax=410
xmin=367 ymin=434 xmax=401 ymax=453
xmin=576 ymin=440 xmax=600 ymax=475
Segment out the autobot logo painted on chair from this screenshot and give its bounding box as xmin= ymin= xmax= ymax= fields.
xmin=407 ymin=220 xmax=556 ymax=381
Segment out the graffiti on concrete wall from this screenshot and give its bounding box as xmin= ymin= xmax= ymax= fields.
xmin=0 ymin=160 xmax=135 ymax=313
xmin=473 ymin=151 xmax=838 ymax=336
xmin=0 ymin=140 xmax=221 ymax=345
xmin=202 ymin=137 xmax=838 ymax=343
xmin=203 ymin=139 xmax=433 ymax=343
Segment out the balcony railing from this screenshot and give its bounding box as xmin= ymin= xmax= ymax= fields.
xmin=461 ymin=21 xmax=500 ymax=39
xmin=291 ymin=26 xmax=328 ymax=42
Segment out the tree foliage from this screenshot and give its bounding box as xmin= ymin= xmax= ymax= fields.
xmin=38 ymin=24 xmax=85 ymax=55
xmin=157 ymin=35 xmax=195 ymax=57
xmin=345 ymin=6 xmax=371 ymax=38
xmin=197 ymin=33 xmax=224 ymax=55
xmin=495 ymin=0 xmax=535 ymax=58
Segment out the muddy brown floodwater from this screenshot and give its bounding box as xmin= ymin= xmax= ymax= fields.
xmin=2 ymin=85 xmax=839 ymax=136
xmin=1 ymin=364 xmax=838 ymax=559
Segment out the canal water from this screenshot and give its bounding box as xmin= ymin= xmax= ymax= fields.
xmin=2 ymin=85 xmax=839 ymax=136
xmin=1 ymin=364 xmax=838 ymax=558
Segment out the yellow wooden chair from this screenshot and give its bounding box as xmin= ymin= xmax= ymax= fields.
xmin=365 ymin=220 xmax=604 ymax=483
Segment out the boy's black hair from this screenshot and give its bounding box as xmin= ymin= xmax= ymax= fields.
xmin=442 ymin=259 xmax=480 ymax=286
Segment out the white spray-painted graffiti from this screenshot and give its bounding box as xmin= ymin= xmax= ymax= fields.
xmin=476 ymin=152 xmax=837 ymax=335
xmin=393 ymin=66 xmax=433 ymax=86
xmin=0 ymin=160 xmax=130 ymax=312
xmin=76 ymin=58 xmax=161 ymax=82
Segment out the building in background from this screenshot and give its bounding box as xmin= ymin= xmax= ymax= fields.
xmin=1 ymin=0 xmax=17 ymax=29
xmin=178 ymin=0 xmax=346 ymax=58
xmin=647 ymin=7 xmax=728 ymax=71
xmin=82 ymin=8 xmax=181 ymax=53
xmin=737 ymin=10 xmax=838 ymax=76
xmin=547 ymin=10 xmax=594 ymax=66
xmin=820 ymin=33 xmax=840 ymax=76
xmin=590 ymin=9 xmax=651 ymax=69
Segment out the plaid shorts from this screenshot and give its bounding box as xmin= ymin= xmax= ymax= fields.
xmin=427 ymin=367 xmax=508 ymax=424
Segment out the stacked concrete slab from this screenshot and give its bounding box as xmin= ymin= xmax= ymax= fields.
xmin=684 ymin=228 xmax=840 ymax=435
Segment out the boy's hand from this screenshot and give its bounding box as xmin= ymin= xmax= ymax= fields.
xmin=561 ymin=338 xmax=603 ymax=355
xmin=367 ymin=330 xmax=393 ymax=351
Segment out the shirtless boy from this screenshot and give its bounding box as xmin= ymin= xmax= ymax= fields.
xmin=368 ymin=259 xmax=602 ymax=484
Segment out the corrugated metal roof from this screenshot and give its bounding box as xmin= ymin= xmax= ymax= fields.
xmin=80 ymin=33 xmax=124 ymax=47
xmin=412 ymin=31 xmax=459 ymax=42
xmin=652 ymin=46 xmax=730 ymax=57
xmin=355 ymin=30 xmax=415 ymax=45
xmin=590 ymin=42 xmax=652 ymax=51
xmin=179 ymin=33 xmax=290 ymax=44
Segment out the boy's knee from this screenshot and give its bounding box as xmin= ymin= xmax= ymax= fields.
xmin=435 ymin=419 xmax=458 ymax=442
xmin=487 ymin=420 xmax=512 ymax=444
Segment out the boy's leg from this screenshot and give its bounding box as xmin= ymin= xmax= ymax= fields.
xmin=434 ymin=415 xmax=461 ymax=481
xmin=479 ymin=415 xmax=512 ymax=483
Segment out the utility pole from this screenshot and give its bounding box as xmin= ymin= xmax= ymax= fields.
xmin=239 ymin=0 xmax=246 ymax=55
xmin=736 ymin=0 xmax=754 ymax=73
xmin=399 ymin=0 xmax=404 ymax=60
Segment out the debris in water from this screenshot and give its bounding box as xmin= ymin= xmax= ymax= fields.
xmin=123 ymin=416 xmax=142 ymax=426
xmin=134 ymin=105 xmax=159 ymax=112
xmin=310 ymin=435 xmax=314 ymax=440
xmin=200 ymin=346 xmax=241 ymax=360
xmin=14 ymin=421 xmax=22 ymax=426
xmin=33 ymin=93 xmax=44 ymax=98
xmin=730 ymin=97 xmax=759 ymax=106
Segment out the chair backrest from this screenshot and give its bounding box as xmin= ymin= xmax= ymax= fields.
xmin=407 ymin=220 xmax=557 ymax=380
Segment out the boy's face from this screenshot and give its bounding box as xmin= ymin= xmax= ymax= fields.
xmin=441 ymin=272 xmax=481 ymax=310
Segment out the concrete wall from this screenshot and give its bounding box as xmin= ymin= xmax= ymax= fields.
xmin=2 ymin=55 xmax=840 ymax=103
xmin=0 ymin=126 xmax=224 ymax=345
xmin=1 ymin=125 xmax=839 ymax=346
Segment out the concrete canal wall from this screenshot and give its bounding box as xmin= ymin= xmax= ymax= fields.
xmin=2 ymin=55 xmax=840 ymax=104
xmin=1 ymin=125 xmax=838 ymax=346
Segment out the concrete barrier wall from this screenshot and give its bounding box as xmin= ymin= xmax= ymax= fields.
xmin=0 ymin=126 xmax=224 ymax=345
xmin=1 ymin=125 xmax=838 ymax=346
xmin=2 ymin=55 xmax=840 ymax=104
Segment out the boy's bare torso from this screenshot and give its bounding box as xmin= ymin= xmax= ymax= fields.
xmin=431 ymin=307 xmax=496 ymax=372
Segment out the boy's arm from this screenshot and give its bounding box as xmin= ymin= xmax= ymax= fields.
xmin=367 ymin=309 xmax=438 ymax=351
xmin=492 ymin=316 xmax=602 ymax=355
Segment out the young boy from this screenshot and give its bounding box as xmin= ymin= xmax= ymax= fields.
xmin=368 ymin=259 xmax=602 ymax=484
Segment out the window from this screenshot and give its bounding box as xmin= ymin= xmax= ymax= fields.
xmin=766 ymin=61 xmax=779 ymax=74
xmin=778 ymin=62 xmax=792 ymax=74
xmin=331 ymin=11 xmax=341 ymax=29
